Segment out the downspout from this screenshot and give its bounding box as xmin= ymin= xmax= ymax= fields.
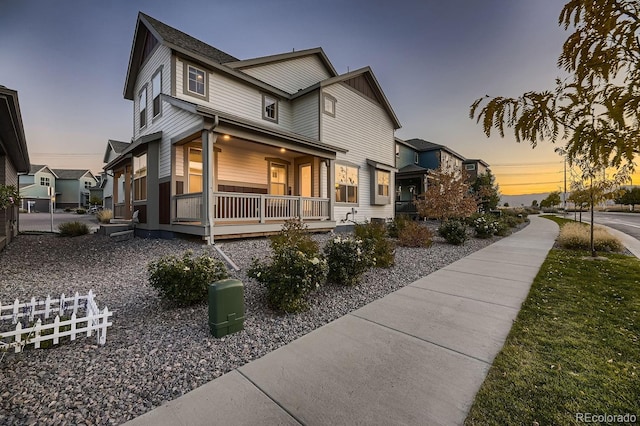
xmin=203 ymin=115 xmax=219 ymax=246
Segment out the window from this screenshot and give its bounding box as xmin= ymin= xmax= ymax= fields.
xmin=139 ymin=86 xmax=147 ymax=129
xmin=262 ymin=95 xmax=278 ymax=122
xmin=269 ymin=163 xmax=287 ymax=195
xmin=188 ymin=147 xmax=203 ymax=193
xmin=188 ymin=65 xmax=205 ymax=96
xmin=40 ymin=177 xmax=50 ymax=187
xmin=133 ymin=153 xmax=147 ymax=201
xmin=323 ymin=94 xmax=336 ymax=117
xmin=152 ymin=69 xmax=162 ymax=118
xmin=465 ymin=164 xmax=476 ymax=171
xmin=336 ymin=164 xmax=358 ymax=204
xmin=414 ymin=153 xmax=419 ymax=164
xmin=84 ymin=181 xmax=93 ymax=189
xmin=377 ymin=171 xmax=390 ymax=197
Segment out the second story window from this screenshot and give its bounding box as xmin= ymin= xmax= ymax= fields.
xmin=414 ymin=153 xmax=419 ymax=164
xmin=262 ymin=95 xmax=278 ymax=122
xmin=152 ymin=69 xmax=162 ymax=118
xmin=40 ymin=177 xmax=50 ymax=187
xmin=84 ymin=181 xmax=93 ymax=189
xmin=139 ymin=86 xmax=147 ymax=129
xmin=188 ymin=65 xmax=205 ymax=96
xmin=323 ymin=94 xmax=336 ymax=117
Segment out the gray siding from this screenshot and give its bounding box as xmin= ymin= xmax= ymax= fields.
xmin=240 ymin=55 xmax=331 ymax=94
xmin=133 ymin=45 xmax=172 ymax=140
xmin=322 ymin=83 xmax=396 ymax=222
xmin=292 ymin=92 xmax=319 ymax=140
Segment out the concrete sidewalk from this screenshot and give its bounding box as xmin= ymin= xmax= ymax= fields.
xmin=125 ymin=216 xmax=559 ymax=426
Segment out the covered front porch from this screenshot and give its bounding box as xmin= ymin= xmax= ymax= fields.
xmin=168 ymin=116 xmax=339 ymax=239
xmin=395 ymin=164 xmax=429 ymax=218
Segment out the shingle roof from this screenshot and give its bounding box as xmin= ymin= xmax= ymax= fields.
xmin=140 ymin=13 xmax=238 ymax=64
xmin=397 ymin=164 xmax=429 ymax=174
xmin=52 ymin=169 xmax=92 ymax=180
xmin=404 ymin=138 xmax=443 ymax=152
xmin=29 ymin=164 xmax=46 ymax=174
xmin=109 ymin=140 xmax=130 ymax=154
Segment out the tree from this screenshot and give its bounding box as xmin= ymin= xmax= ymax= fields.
xmin=470 ymin=170 xmax=500 ymax=212
xmin=540 ymin=191 xmax=562 ymax=208
xmin=619 ymin=187 xmax=640 ymax=210
xmin=470 ymin=0 xmax=640 ymax=172
xmin=470 ymin=0 xmax=639 ymax=256
xmin=414 ymin=166 xmax=477 ymax=222
xmin=531 ymin=199 xmax=539 ymax=208
xmin=568 ymin=186 xmax=590 ymax=221
xmin=504 ymin=202 xmax=510 ymax=207
xmin=89 ymin=195 xmax=102 ymax=206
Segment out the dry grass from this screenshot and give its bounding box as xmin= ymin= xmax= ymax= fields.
xmin=96 ymin=209 xmax=113 ymax=224
xmin=556 ymin=222 xmax=623 ymax=252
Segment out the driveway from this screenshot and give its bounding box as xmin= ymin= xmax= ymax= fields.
xmin=19 ymin=212 xmax=100 ymax=233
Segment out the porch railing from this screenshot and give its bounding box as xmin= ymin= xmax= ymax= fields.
xmin=173 ymin=192 xmax=330 ymax=223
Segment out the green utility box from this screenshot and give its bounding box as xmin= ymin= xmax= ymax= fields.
xmin=208 ymin=279 xmax=245 ymax=338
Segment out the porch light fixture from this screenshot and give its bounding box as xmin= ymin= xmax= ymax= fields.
xmin=223 ymin=135 xmax=231 ymax=140
xmin=280 ymin=148 xmax=286 ymax=153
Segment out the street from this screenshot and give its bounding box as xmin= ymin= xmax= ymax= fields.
xmin=19 ymin=212 xmax=100 ymax=233
xmin=587 ymin=211 xmax=640 ymax=241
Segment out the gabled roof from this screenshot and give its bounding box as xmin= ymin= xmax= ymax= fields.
xmin=404 ymin=138 xmax=466 ymax=161
xmin=397 ymin=164 xmax=429 ymax=174
xmin=103 ymin=139 xmax=131 ymax=163
xmin=28 ymin=164 xmax=58 ymax=177
xmin=124 ymin=12 xmax=238 ymax=100
xmin=0 ymin=86 xmax=29 ymax=173
xmin=225 ymin=47 xmax=338 ymax=77
xmin=293 ymin=66 xmax=401 ymax=129
xmin=52 ymin=169 xmax=96 ymax=180
xmin=463 ymin=158 xmax=491 ymax=168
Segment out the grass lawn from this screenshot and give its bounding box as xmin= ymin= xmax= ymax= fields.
xmin=465 ymin=246 xmax=640 ymax=424
xmin=539 ymin=214 xmax=583 ymax=227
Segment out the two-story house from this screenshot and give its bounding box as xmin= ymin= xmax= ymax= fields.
xmin=19 ymin=165 xmax=57 ymax=212
xmin=52 ymin=169 xmax=98 ymax=209
xmin=0 ymin=86 xmax=30 ymax=250
xmin=105 ymin=13 xmax=400 ymax=240
xmin=462 ymin=159 xmax=491 ymax=182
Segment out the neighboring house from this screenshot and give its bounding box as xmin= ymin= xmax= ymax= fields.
xmin=102 ymin=140 xmax=130 ymax=210
xmin=19 ymin=165 xmax=58 ymax=212
xmin=463 ymin=159 xmax=491 ymax=182
xmin=105 ymin=12 xmax=400 ymax=240
xmin=0 ymin=85 xmax=30 ymax=250
xmin=395 ymin=138 xmax=466 ymax=216
xmin=52 ymin=169 xmax=98 ymax=209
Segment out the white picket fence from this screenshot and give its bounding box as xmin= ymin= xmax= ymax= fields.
xmin=0 ymin=290 xmax=112 ymax=353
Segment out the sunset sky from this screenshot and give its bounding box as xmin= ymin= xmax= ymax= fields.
xmin=1 ymin=0 xmax=637 ymax=195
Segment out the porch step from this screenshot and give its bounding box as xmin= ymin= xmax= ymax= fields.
xmin=98 ymin=223 xmax=132 ymax=236
xmin=109 ymin=230 xmax=135 ymax=241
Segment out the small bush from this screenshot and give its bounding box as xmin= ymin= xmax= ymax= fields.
xmin=494 ymin=220 xmax=511 ymax=236
xmin=148 ymin=251 xmax=228 ymax=306
xmin=472 ymin=215 xmax=499 ymax=238
xmin=76 ymin=208 xmax=86 ymax=214
xmin=64 ymin=208 xmax=72 ymax=213
xmin=398 ymin=221 xmax=433 ymax=247
xmin=57 ymin=221 xmax=90 ymax=237
xmin=387 ymin=215 xmax=410 ymax=238
xmin=270 ymin=219 xmax=319 ymax=256
xmin=96 ymin=209 xmax=113 ymax=224
xmin=557 ymin=222 xmax=623 ymax=252
xmin=354 ymin=221 xmax=395 ymax=267
xmin=248 ymin=247 xmax=327 ymax=312
xmin=324 ymin=236 xmax=373 ymax=286
xmin=438 ymin=220 xmax=468 ymax=245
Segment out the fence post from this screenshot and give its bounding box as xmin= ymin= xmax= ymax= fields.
xmin=59 ymin=293 xmax=66 ymax=316
xmin=14 ymin=322 xmax=22 ymax=353
xmin=44 ymin=295 xmax=51 ymax=319
xmin=29 ymin=297 xmax=36 ymax=322
xmin=72 ymin=292 xmax=80 ymax=315
xmin=12 ymin=299 xmax=19 ymax=324
xmin=33 ymin=318 xmax=42 ymax=349
xmin=53 ymin=315 xmax=60 ymax=345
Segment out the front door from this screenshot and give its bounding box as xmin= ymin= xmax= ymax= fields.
xmin=270 ymin=163 xmax=287 ymax=195
xmin=299 ymin=164 xmax=311 ymax=197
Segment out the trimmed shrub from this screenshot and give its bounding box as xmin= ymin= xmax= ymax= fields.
xmin=387 ymin=215 xmax=410 ymax=238
xmin=248 ymin=247 xmax=327 ymax=312
xmin=557 ymin=223 xmax=623 ymax=252
xmin=96 ymin=209 xmax=113 ymax=224
xmin=248 ymin=219 xmax=326 ymax=313
xmin=76 ymin=208 xmax=86 ymax=214
xmin=398 ymin=221 xmax=433 ymax=248
xmin=472 ymin=215 xmax=499 ymax=238
xmin=324 ymin=236 xmax=374 ymax=286
xmin=354 ymin=221 xmax=395 ymax=268
xmin=270 ymin=219 xmax=319 ymax=256
xmin=57 ymin=221 xmax=90 ymax=237
xmin=438 ymin=220 xmax=468 ymax=245
xmin=148 ymin=251 xmax=228 ymax=306
xmin=494 ymin=220 xmax=511 ymax=236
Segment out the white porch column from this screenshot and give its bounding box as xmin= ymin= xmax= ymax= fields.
xmin=327 ymin=159 xmax=335 ymax=222
xmin=201 ymin=129 xmax=216 ymax=244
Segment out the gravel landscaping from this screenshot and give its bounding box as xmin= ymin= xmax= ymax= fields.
xmin=0 ymin=224 xmax=522 ymax=425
